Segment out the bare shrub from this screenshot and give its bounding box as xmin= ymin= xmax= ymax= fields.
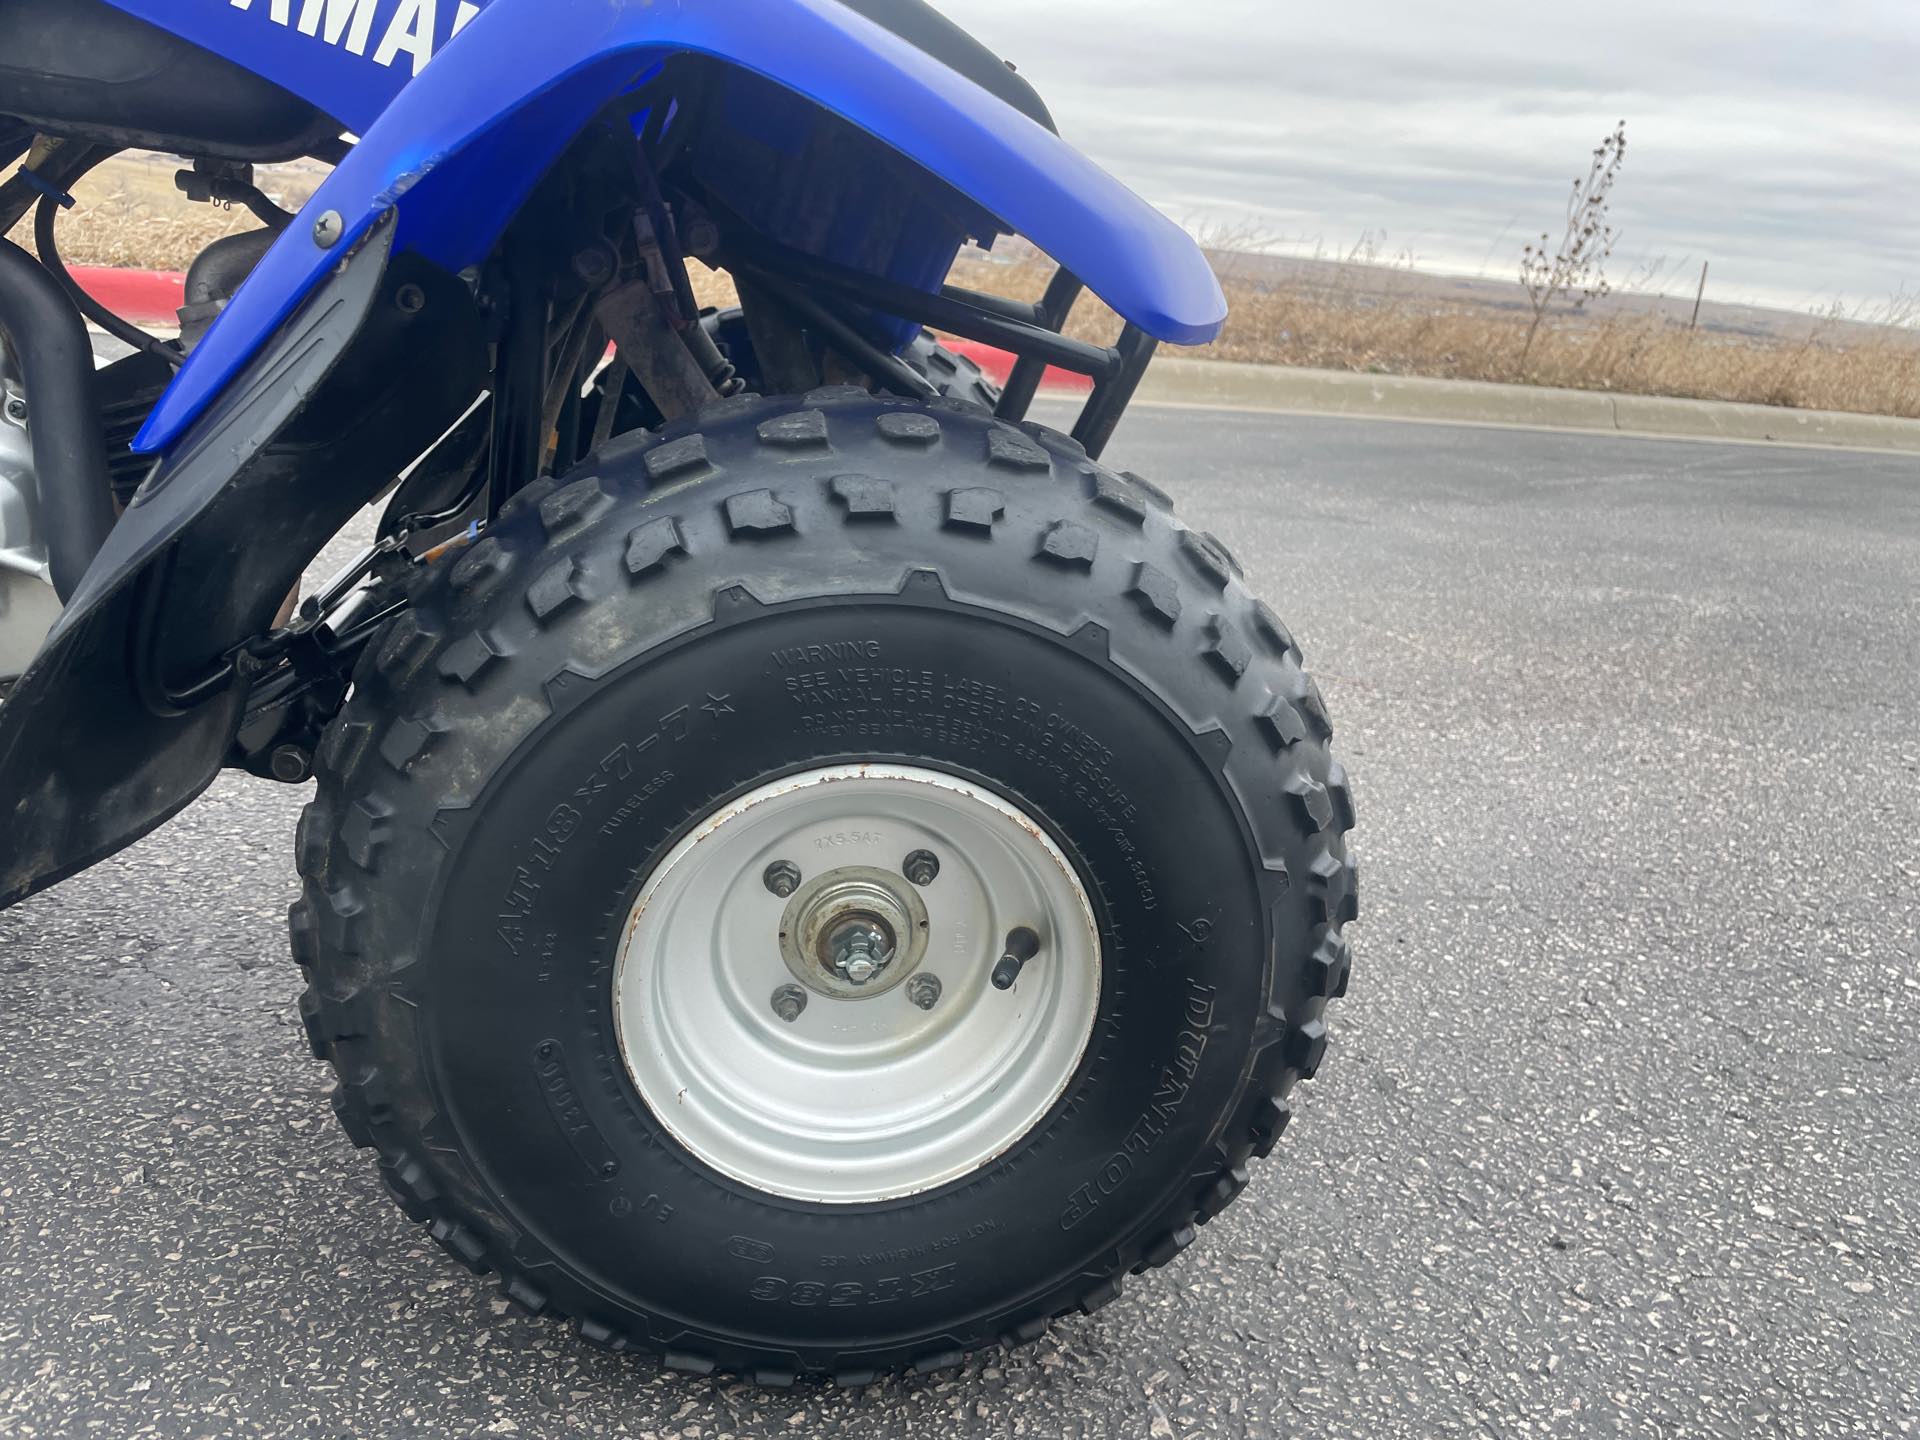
xmin=1519 ymin=122 xmax=1625 ymax=372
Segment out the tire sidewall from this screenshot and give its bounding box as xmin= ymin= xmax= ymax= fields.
xmin=418 ymin=589 xmax=1267 ymax=1352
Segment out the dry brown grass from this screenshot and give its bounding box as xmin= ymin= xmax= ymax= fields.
xmin=5 ymin=153 xmax=324 ymax=270
xmin=23 ymin=157 xmax=1918 ymax=419
xmin=953 ymin=251 xmax=1920 ymax=420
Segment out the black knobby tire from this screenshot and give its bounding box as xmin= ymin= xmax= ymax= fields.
xmin=291 ymin=391 xmax=1356 ymax=1382
xmin=898 ymin=328 xmax=999 ymax=410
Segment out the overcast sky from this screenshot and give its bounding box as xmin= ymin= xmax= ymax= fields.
xmin=928 ymin=0 xmax=1919 ymax=315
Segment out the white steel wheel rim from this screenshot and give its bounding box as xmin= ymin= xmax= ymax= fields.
xmin=613 ymin=764 xmax=1100 ymax=1204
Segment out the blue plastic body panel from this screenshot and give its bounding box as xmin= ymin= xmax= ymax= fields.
xmin=103 ymin=0 xmax=1226 ymax=454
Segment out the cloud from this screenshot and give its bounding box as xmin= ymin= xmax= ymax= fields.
xmin=928 ymin=0 xmax=1920 ymax=312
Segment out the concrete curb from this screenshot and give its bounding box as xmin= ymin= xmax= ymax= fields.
xmin=76 ymin=268 xmax=1920 ymax=455
xmin=1131 ymin=358 xmax=1920 ymax=455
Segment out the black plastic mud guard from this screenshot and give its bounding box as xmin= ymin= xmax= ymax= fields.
xmin=0 ymin=213 xmax=483 ymax=909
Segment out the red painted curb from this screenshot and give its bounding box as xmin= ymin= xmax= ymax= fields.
xmin=75 ymin=269 xmax=1091 ymax=394
xmin=944 ymin=339 xmax=1091 ymax=393
xmin=73 ymin=267 xmax=185 ymax=325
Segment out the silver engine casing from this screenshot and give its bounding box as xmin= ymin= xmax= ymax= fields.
xmin=0 ymin=338 xmax=62 ymax=687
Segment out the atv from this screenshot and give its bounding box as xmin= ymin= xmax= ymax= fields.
xmin=0 ymin=0 xmax=1356 ymax=1382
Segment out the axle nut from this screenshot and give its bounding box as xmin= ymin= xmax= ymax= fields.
xmin=827 ymin=919 xmax=894 ymax=985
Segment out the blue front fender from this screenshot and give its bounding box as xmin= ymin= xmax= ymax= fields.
xmin=128 ymin=0 xmax=1226 ymax=453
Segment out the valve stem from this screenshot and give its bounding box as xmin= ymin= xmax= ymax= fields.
xmin=990 ymin=926 xmax=1041 ymax=990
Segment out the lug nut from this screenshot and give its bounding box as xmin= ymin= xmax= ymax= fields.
xmin=770 ymin=984 xmax=807 ymax=1022
xmin=763 ymin=860 xmax=801 ymax=898
xmin=990 ymin=927 xmax=1041 ymax=990
xmin=906 ymin=974 xmax=942 ymax=1011
xmin=902 ymin=850 xmax=940 ymax=887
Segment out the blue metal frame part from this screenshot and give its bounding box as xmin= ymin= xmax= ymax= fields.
xmin=104 ymin=0 xmax=1226 ymax=454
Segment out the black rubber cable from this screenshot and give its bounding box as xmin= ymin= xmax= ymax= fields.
xmin=221 ymin=179 xmax=294 ymax=231
xmin=33 ymin=190 xmax=182 ymax=368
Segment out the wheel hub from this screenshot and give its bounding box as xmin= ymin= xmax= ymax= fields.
xmin=612 ymin=764 xmax=1101 ymax=1204
xmin=778 ymin=866 xmax=925 ymax=998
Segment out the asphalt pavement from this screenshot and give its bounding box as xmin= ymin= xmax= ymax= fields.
xmin=3 ymin=405 xmax=1917 ymax=1438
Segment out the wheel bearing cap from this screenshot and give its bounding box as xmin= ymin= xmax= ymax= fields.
xmin=778 ymin=866 xmax=927 ymax=999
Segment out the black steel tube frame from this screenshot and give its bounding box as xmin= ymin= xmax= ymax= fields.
xmin=995 ymin=268 xmax=1085 ymax=422
xmin=720 ymin=232 xmax=1158 ymax=460
xmin=0 ymin=236 xmax=115 ymax=602
xmin=754 ymin=281 xmax=939 ymax=402
xmin=1072 ymin=323 xmax=1158 ymax=460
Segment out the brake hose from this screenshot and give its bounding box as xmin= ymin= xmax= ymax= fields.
xmin=33 ymin=185 xmax=182 ymax=368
